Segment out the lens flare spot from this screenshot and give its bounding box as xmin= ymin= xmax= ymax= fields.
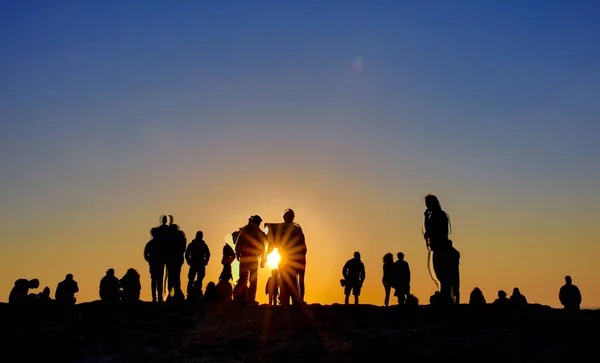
xmin=352 ymin=56 xmax=364 ymax=72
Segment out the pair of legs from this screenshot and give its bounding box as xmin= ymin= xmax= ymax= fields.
xmin=268 ymin=293 xmax=278 ymax=305
xmin=187 ymin=265 xmax=206 ymax=297
xmin=166 ymin=263 xmax=184 ymax=299
xmin=433 ymin=249 xmax=458 ymax=304
xmin=344 ymin=283 xmax=361 ymax=305
xmin=382 ymin=279 xmax=392 ymax=306
xmin=149 ymin=263 xmax=165 ymax=302
xmin=238 ymin=256 xmax=259 ymax=303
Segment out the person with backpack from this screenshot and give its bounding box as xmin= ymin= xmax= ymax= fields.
xmin=423 ymin=194 xmax=455 ymax=304
xmin=234 ymin=215 xmax=267 ymax=304
xmin=393 ymin=252 xmax=411 ymax=305
xmin=144 ymin=225 xmax=165 ymax=302
xmin=185 ymin=231 xmax=211 ymax=299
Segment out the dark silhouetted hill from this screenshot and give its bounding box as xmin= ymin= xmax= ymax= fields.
xmin=1 ymin=302 xmax=596 ymax=362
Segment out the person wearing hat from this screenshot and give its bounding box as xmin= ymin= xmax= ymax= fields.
xmin=234 ymin=215 xmax=267 ymax=304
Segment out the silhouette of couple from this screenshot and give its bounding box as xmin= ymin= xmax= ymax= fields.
xmin=144 ymin=215 xmax=187 ymax=302
xmin=232 ymin=209 xmax=307 ymax=306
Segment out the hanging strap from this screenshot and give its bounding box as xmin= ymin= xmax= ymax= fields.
xmin=427 ymin=248 xmax=440 ymax=291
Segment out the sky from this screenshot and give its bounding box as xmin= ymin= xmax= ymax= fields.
xmin=1 ymin=0 xmax=599 ymax=308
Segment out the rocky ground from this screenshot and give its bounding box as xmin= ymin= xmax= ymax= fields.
xmin=1 ymin=301 xmax=597 ymax=362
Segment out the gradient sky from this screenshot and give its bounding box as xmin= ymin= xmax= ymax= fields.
xmin=1 ymin=1 xmax=599 ymax=307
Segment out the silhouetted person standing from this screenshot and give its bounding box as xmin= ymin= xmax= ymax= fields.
xmin=469 ymin=287 xmax=486 ymax=305
xmin=185 ymin=231 xmax=211 ymax=299
xmin=342 ymin=251 xmax=366 ymax=305
xmin=165 ymin=216 xmax=187 ymax=301
xmin=120 ymin=268 xmax=141 ymax=303
xmin=9 ymin=278 xmax=39 ymax=305
xmin=510 ymin=287 xmax=527 ymax=305
xmin=265 ymin=209 xmax=307 ymax=306
xmin=234 ymin=215 xmax=267 ymax=304
xmin=559 ymin=275 xmax=582 ymax=311
xmin=423 ymin=194 xmax=454 ymax=303
xmin=99 ymin=268 xmax=121 ymax=302
xmin=381 ymin=253 xmax=395 ymax=307
xmin=145 ymin=225 xmax=166 ymax=302
xmin=55 ymin=274 xmax=79 ymax=305
xmin=393 ymin=252 xmax=411 ymax=305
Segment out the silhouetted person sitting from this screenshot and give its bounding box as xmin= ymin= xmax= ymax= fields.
xmin=423 ymin=194 xmax=455 ymax=304
xmin=99 ymin=268 xmax=121 ymax=303
xmin=429 ymin=291 xmax=443 ymax=306
xmin=55 ymin=274 xmax=79 ymax=305
xmin=393 ymin=252 xmax=411 ymax=305
xmin=185 ymin=231 xmax=211 ymax=300
xmin=34 ymin=287 xmax=52 ymax=303
xmin=120 ymin=268 xmax=141 ymax=303
xmin=469 ymin=287 xmax=486 ymax=305
xmin=342 ymin=251 xmax=366 ymax=305
xmin=220 ymin=243 xmax=235 ymax=283
xmin=447 ymin=240 xmax=460 ymax=304
xmin=145 ymin=223 xmax=166 ymax=303
xmin=265 ymin=269 xmax=279 ymax=306
xmin=216 ymin=280 xmax=233 ymax=302
xmin=559 ymin=275 xmax=582 ymax=311
xmin=510 ymin=287 xmax=527 ymax=305
xmin=381 ymin=253 xmax=395 ymax=307
xmin=165 ymin=216 xmax=187 ymax=302
xmin=9 ymin=278 xmax=39 ymax=305
xmin=493 ymin=290 xmax=509 ymax=306
xmin=406 ymin=294 xmax=419 ymax=307
xmin=233 ymin=278 xmax=248 ymax=302
xmin=234 ymin=215 xmax=267 ymax=304
xmin=204 ymin=282 xmax=218 ymax=303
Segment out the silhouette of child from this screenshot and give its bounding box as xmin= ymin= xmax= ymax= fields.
xmin=265 ymin=269 xmax=279 ymax=306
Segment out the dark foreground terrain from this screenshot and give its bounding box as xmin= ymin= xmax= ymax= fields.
xmin=1 ymin=301 xmax=597 ymax=362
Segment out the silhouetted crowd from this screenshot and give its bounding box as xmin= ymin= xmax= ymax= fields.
xmin=7 ymin=198 xmax=584 ymax=311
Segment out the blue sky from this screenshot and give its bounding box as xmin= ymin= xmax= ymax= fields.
xmin=1 ymin=1 xmax=599 ymax=305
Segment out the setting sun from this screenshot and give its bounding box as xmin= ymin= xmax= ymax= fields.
xmin=266 ymin=248 xmax=281 ymax=269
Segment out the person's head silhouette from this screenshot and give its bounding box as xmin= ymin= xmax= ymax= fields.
xmin=283 ymin=209 xmax=295 ymax=223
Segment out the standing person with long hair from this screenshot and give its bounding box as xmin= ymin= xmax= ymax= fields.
xmin=423 ymin=194 xmax=454 ymax=304
xmin=381 ymin=253 xmax=395 ymax=307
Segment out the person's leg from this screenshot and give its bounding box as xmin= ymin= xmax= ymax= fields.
xmin=187 ymin=266 xmax=197 ymax=297
xmin=354 ymin=285 xmax=361 ymax=305
xmin=198 ymin=266 xmax=206 ymax=292
xmin=298 ymin=264 xmax=306 ymax=303
xmin=344 ymin=284 xmax=352 ymax=305
xmin=383 ymin=280 xmax=391 ymax=306
xmin=248 ymin=260 xmax=259 ymax=303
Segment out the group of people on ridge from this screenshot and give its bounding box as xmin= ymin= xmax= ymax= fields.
xmin=7 ymin=195 xmax=584 ymax=311
xmin=142 ymin=209 xmax=307 ymax=306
